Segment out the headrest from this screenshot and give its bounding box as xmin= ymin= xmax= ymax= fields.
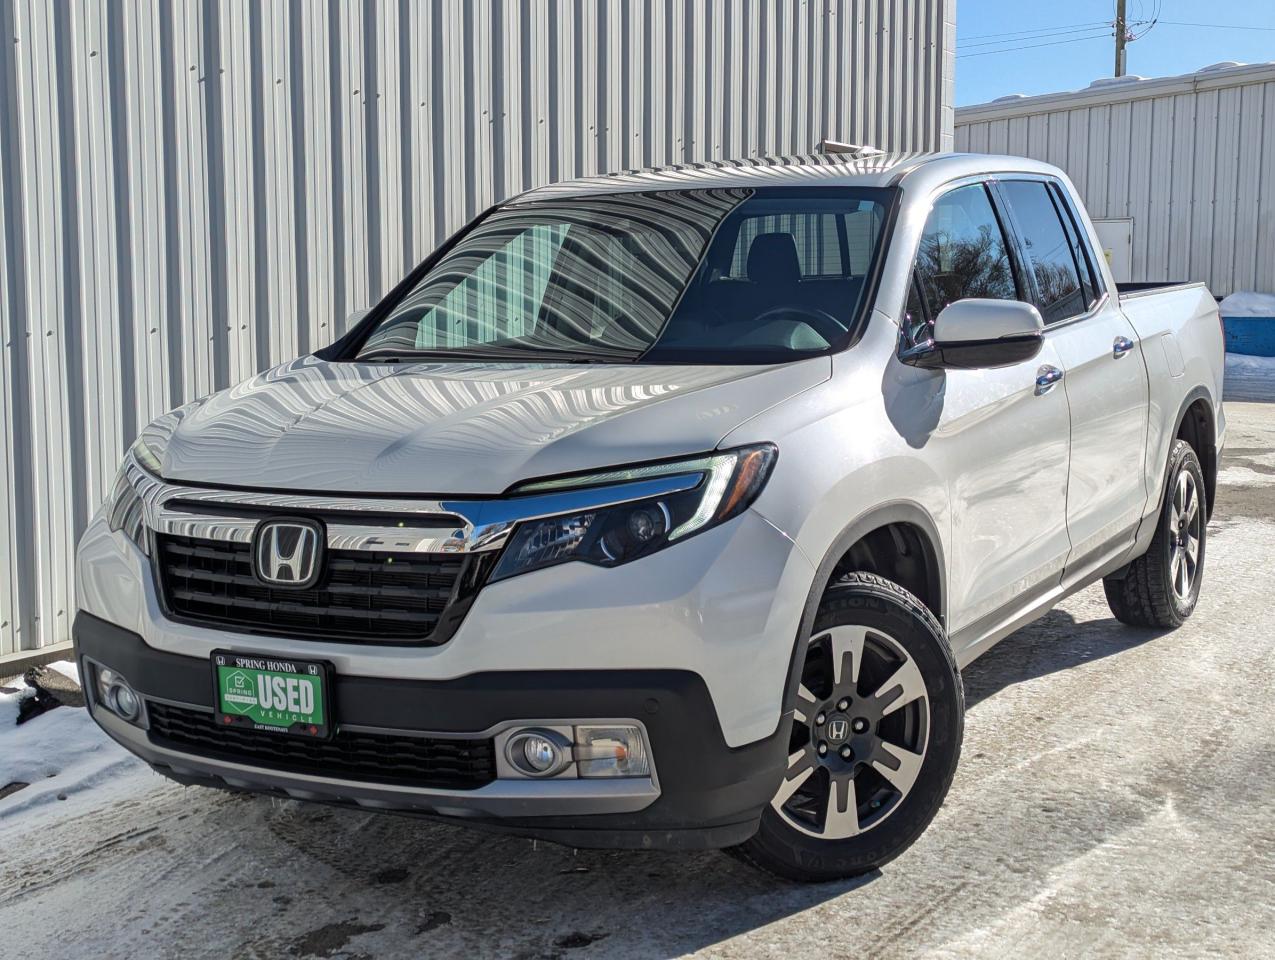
xmin=746 ymin=232 xmax=801 ymax=286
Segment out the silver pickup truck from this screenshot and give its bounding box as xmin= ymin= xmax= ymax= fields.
xmin=75 ymin=151 xmax=1225 ymax=881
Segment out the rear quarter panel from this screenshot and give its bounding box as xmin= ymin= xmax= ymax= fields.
xmin=1119 ymin=285 xmax=1225 ymax=512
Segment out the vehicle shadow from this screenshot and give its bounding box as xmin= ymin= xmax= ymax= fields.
xmin=960 ymin=606 xmax=1170 ymax=709
xmin=214 ymin=609 xmax=1176 ymax=959
xmin=245 ymin=799 xmax=875 ymax=959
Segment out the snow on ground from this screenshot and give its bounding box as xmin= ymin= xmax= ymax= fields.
xmin=0 ymin=662 xmax=150 ymax=823
xmin=1225 ymin=352 xmax=1275 ymax=403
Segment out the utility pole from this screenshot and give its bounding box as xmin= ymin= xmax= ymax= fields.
xmin=1114 ymin=0 xmax=1128 ymax=76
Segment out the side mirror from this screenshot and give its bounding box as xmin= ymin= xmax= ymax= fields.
xmin=900 ymin=298 xmax=1044 ymax=370
xmin=345 ymin=308 xmax=370 ymax=331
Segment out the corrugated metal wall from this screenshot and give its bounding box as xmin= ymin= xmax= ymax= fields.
xmin=955 ymin=62 xmax=1275 ymax=299
xmin=0 ymin=0 xmax=954 ymax=658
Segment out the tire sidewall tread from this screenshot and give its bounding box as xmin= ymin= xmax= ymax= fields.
xmin=734 ymin=572 xmax=964 ymax=883
xmin=1104 ymin=440 xmax=1206 ymax=629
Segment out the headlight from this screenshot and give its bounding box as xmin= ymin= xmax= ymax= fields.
xmin=105 ymin=437 xmax=162 ymax=554
xmin=491 ymin=443 xmax=776 ymax=582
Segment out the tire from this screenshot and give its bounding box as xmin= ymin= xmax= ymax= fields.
xmin=731 ymin=572 xmax=964 ymax=882
xmin=1103 ymin=439 xmax=1207 ymax=629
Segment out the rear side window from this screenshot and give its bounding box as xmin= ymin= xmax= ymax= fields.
xmin=904 ymin=183 xmax=1018 ymax=348
xmin=998 ymin=180 xmax=1087 ymax=324
xmin=1049 ymin=182 xmax=1103 ymax=310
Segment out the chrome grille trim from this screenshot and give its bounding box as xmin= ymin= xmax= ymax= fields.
xmin=124 ymin=452 xmax=705 ymax=554
xmin=154 ymin=533 xmax=476 ymax=643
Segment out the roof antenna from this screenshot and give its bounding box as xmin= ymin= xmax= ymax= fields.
xmin=817 ymin=139 xmax=885 ymax=157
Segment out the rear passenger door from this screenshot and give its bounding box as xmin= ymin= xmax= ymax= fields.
xmin=995 ymin=178 xmax=1150 ymax=573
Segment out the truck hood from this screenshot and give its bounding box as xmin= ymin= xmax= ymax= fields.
xmin=155 ymin=356 xmax=829 ymax=494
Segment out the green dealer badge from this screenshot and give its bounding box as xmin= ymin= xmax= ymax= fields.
xmin=211 ymin=651 xmax=331 ymax=739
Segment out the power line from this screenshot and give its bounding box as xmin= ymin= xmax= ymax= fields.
xmin=956 ymin=32 xmax=1112 ymax=59
xmin=1128 ymin=18 xmax=1159 ymax=42
xmin=959 ymin=23 xmax=1120 ymax=49
xmin=1157 ymin=20 xmax=1275 ymax=31
xmin=957 ymin=20 xmax=1111 ymax=43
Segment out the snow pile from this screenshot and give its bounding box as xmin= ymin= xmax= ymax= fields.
xmin=0 ymin=661 xmax=146 ymax=822
xmin=1088 ymin=75 xmax=1148 ymax=88
xmin=1220 ymin=292 xmax=1275 ymax=318
xmin=1225 ymin=353 xmax=1275 ymax=403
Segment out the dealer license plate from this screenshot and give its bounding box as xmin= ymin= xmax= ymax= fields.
xmin=211 ymin=651 xmax=331 ymax=739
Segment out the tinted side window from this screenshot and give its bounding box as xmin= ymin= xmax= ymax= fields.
xmin=999 ymin=180 xmax=1085 ymax=324
xmin=906 ymin=183 xmax=1017 ymax=348
xmin=1049 ymin=182 xmax=1102 ymax=310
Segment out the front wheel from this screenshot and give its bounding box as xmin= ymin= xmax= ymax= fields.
xmin=732 ymin=572 xmax=964 ymax=882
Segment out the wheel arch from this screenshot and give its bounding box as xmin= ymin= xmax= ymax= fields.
xmin=1172 ymin=387 xmax=1218 ymax=520
xmin=780 ymin=502 xmax=947 ymax=712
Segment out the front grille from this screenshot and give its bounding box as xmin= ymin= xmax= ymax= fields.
xmin=147 ymin=702 xmax=497 ymax=790
xmin=155 ymin=533 xmax=469 ymax=643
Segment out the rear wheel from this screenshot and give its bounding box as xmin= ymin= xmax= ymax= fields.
xmin=732 ymin=573 xmax=963 ymax=882
xmin=1104 ymin=439 xmax=1206 ymax=628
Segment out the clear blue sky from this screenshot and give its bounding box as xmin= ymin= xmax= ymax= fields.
xmin=956 ymin=0 xmax=1275 ymax=106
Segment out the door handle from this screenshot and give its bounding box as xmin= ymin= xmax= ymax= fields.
xmin=1035 ymin=364 xmax=1064 ymax=395
xmin=1113 ymin=336 xmax=1135 ymax=358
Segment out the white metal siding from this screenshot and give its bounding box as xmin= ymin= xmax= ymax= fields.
xmin=955 ymin=63 xmax=1275 ymax=299
xmin=0 ymin=0 xmax=953 ymax=657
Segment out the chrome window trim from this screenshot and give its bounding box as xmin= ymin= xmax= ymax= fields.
xmin=1038 ymin=290 xmax=1112 ymax=333
xmin=125 ymin=453 xmax=704 ymax=554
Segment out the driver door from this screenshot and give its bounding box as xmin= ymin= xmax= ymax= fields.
xmin=902 ymin=181 xmax=1072 ymax=645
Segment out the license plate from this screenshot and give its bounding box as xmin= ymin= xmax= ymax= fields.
xmin=211 ymin=650 xmax=332 ymax=739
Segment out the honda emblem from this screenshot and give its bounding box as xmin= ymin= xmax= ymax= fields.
xmin=253 ymin=519 xmax=323 ymax=588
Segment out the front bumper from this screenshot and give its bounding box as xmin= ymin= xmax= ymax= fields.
xmin=75 ymin=612 xmax=789 ymax=849
xmin=78 ymin=505 xmax=814 ymax=748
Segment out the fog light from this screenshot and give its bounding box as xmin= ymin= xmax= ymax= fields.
xmin=109 ymin=683 xmax=141 ymax=721
xmin=505 ymin=729 xmax=571 ymax=777
xmin=574 ymin=725 xmax=649 ymax=778
xmin=93 ymin=664 xmax=142 ymax=723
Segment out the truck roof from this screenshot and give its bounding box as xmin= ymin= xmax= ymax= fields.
xmin=511 ymin=151 xmax=1068 ymax=203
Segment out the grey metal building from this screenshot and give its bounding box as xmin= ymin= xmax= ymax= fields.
xmin=955 ymin=61 xmax=1275 ymax=299
xmin=0 ymin=0 xmax=956 ymax=662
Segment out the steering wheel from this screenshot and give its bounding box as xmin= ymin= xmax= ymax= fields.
xmin=750 ymin=306 xmax=845 ymax=345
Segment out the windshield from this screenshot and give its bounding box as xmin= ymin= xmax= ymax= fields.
xmin=355 ymin=186 xmax=892 ymax=364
